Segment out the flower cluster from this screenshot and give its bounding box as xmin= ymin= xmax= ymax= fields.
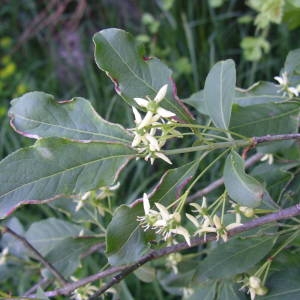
xmin=274 ymin=71 xmax=300 ymax=98
xmin=186 ymin=198 xmax=243 ymax=242
xmin=75 ymin=182 xmax=120 ymax=214
xmin=131 ymin=84 xmax=180 ymax=164
xmin=137 ymin=193 xmax=191 ymax=245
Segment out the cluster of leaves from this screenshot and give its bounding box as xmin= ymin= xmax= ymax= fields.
xmin=0 ymin=28 xmax=299 ymax=300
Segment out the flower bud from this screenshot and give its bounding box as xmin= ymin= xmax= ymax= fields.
xmin=249 ymin=276 xmax=261 ymax=289
xmin=240 ymin=206 xmax=255 ymax=218
xmin=255 ymin=286 xmax=268 ymax=296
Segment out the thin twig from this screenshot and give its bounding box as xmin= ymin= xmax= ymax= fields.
xmin=187 ymin=152 xmax=264 ymax=202
xmin=2 ymin=226 xmax=68 ymax=286
xmin=23 ymin=278 xmax=52 ymax=297
xmin=88 ymin=204 xmax=300 ymax=299
xmin=40 ymin=265 xmax=127 ymax=297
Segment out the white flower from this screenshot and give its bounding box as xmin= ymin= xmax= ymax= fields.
xmin=145 ymin=151 xmax=172 ymax=165
xmin=137 ymin=193 xmax=160 ymax=231
xmin=274 ymin=71 xmax=288 ymax=86
xmin=133 ymin=84 xmax=176 ymax=129
xmin=274 ymin=71 xmax=299 ymax=98
xmin=137 ymin=195 xmax=191 ymax=245
xmin=260 ymin=153 xmax=274 ymax=165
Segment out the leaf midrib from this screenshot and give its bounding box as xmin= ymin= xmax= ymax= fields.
xmin=13 ymin=114 xmax=131 ymax=143
xmin=231 ymin=107 xmax=299 ymax=129
xmin=101 ymin=34 xmax=186 ymax=120
xmin=0 ymin=153 xmax=132 ymax=200
xmin=199 ymin=236 xmax=273 ymax=278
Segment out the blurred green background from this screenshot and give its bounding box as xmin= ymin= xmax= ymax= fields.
xmin=1 ymin=0 xmax=299 ymax=158
xmin=0 ymin=0 xmax=300 ymax=298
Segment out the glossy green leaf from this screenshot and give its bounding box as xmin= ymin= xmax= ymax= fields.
xmin=224 ymin=150 xmax=265 ymax=207
xmin=93 ymin=28 xmax=193 ymax=123
xmin=194 ymin=235 xmax=276 ymax=282
xmin=0 ymin=138 xmax=135 ymax=218
xmin=204 ymin=59 xmax=236 ymax=129
xmin=25 ymin=218 xmax=87 ymax=256
xmin=230 ymin=102 xmax=299 ymax=152
xmin=106 ymin=160 xmax=199 ymax=265
xmin=9 ymin=92 xmax=131 ymax=144
xmin=260 ymin=268 xmax=300 ymax=299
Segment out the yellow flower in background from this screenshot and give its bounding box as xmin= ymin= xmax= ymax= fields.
xmin=15 ymin=83 xmax=28 ymax=96
xmin=1 ymin=55 xmax=12 ymax=65
xmin=0 ymin=37 xmax=12 ymax=49
xmin=0 ymin=62 xmax=16 ymax=79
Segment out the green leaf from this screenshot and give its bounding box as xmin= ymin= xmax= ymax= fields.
xmin=43 ymin=237 xmax=95 ymax=277
xmin=283 ymin=48 xmax=300 ymax=86
xmin=283 ymin=0 xmax=300 ymax=30
xmin=234 ymin=81 xmax=288 ymax=106
xmin=183 ymin=81 xmax=286 ymax=116
xmin=194 ymin=235 xmax=276 ymax=282
xmin=134 ymin=264 xmax=156 ymax=283
xmin=9 ymin=92 xmax=131 ymax=144
xmin=260 ymin=268 xmax=300 ymax=299
xmin=217 ymin=281 xmax=247 ymax=300
xmin=25 ymin=218 xmax=87 ymax=256
xmin=230 ymin=102 xmax=300 ymax=152
xmin=223 ymin=150 xmax=265 ymax=207
xmin=106 ymin=160 xmax=199 ymax=265
xmin=1 ymin=217 xmax=27 ymax=259
xmin=26 ymin=218 xmax=96 ymax=277
xmin=189 ymin=282 xmax=217 ymax=300
xmin=204 ymin=59 xmax=236 ymax=129
xmin=93 ymin=28 xmax=193 ymax=123
xmin=0 ymin=138 xmax=135 ymax=218
xmin=251 ymin=163 xmax=294 ymax=201
xmin=106 ymin=204 xmax=149 ymax=266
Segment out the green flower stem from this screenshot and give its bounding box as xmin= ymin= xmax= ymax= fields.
xmin=163 ymin=133 xmax=300 ymax=156
xmin=163 ymin=139 xmax=249 ymax=155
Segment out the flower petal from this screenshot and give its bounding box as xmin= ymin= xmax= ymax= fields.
xmin=138 ymin=111 xmax=154 ymax=129
xmin=134 ymin=97 xmax=149 ymax=107
xmin=155 ymin=202 xmax=170 ymax=220
xmin=157 ymin=107 xmax=176 ymax=118
xmin=186 ymin=213 xmax=200 ymax=228
xmin=155 ymin=152 xmax=172 ymax=164
xmin=154 ymin=84 xmax=168 ymax=103
xmin=132 ymin=107 xmax=142 ymax=124
xmin=143 ymin=193 xmax=151 ymax=215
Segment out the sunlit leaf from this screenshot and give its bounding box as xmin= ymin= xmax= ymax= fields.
xmin=9 ymin=92 xmax=131 ymax=144
xmin=93 ymin=28 xmax=193 ymax=123
xmin=204 ymin=59 xmax=236 ymax=130
xmin=224 ymin=151 xmax=265 ymax=207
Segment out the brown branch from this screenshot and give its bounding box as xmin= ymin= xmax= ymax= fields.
xmin=88 ymin=204 xmax=300 ymax=299
xmin=252 ymin=133 xmax=300 ymax=144
xmin=40 ymin=265 xmax=127 ymax=297
xmin=2 ymin=226 xmax=68 ymax=286
xmin=187 ymin=152 xmax=264 ymax=202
